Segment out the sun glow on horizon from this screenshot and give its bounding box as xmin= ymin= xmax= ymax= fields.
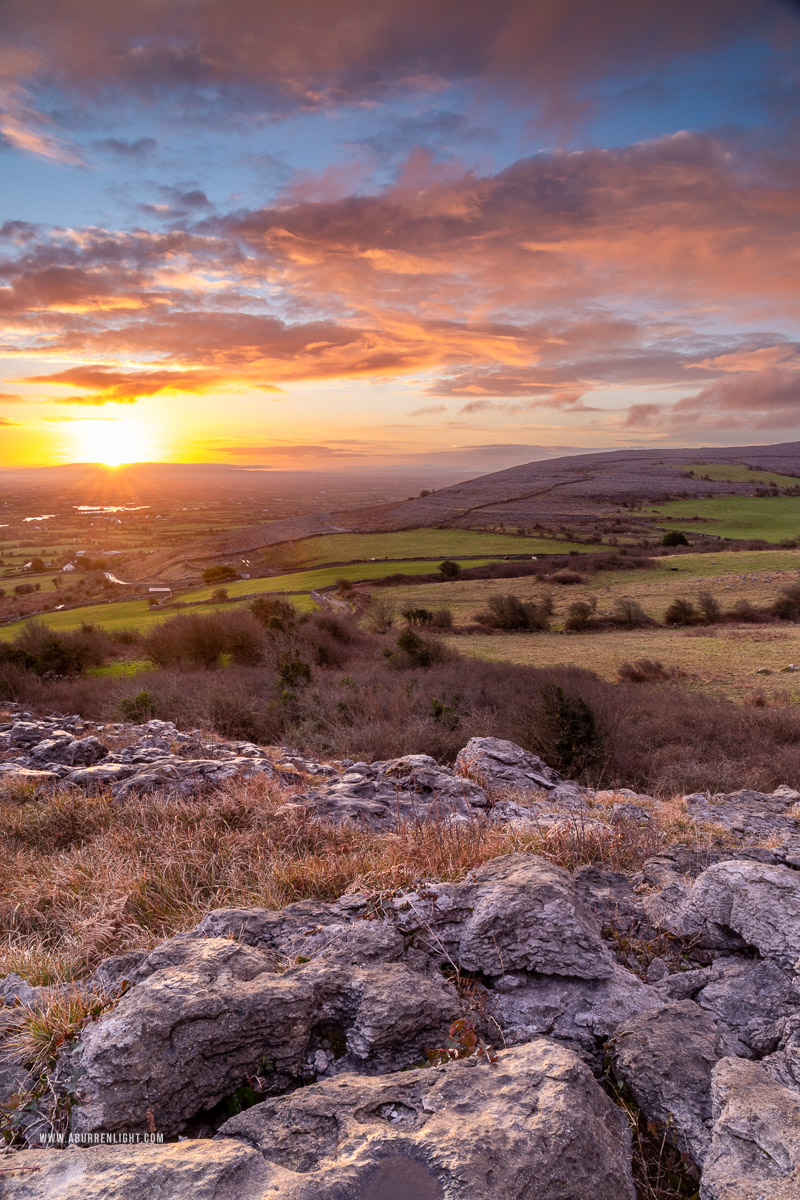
xmin=69 ymin=417 xmax=160 ymax=467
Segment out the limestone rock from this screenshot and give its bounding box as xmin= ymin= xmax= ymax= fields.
xmin=68 ymin=937 xmax=459 ymax=1137
xmin=492 ymin=962 xmax=661 ymax=1066
xmin=701 ymin=1057 xmax=800 ymax=1199
xmin=218 ymin=1038 xmax=636 ymax=1200
xmin=0 ymin=1140 xmax=277 ymax=1200
xmin=644 ymin=860 xmax=800 ymax=970
xmin=30 ymin=735 xmax=108 ymax=767
xmin=454 ymin=736 xmax=562 ymax=791
xmin=685 ymin=786 xmax=800 ymax=844
xmin=0 ymin=1041 xmax=636 ymax=1199
xmin=297 ymin=753 xmax=487 ymax=828
xmin=610 ymin=1000 xmax=737 ymax=1167
xmin=391 ymin=853 xmax=615 ymax=980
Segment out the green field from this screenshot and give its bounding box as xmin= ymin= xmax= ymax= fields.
xmin=0 ymin=592 xmax=316 ymax=640
xmin=652 ymin=496 xmax=800 ymax=543
xmin=685 ymin=463 xmax=800 ymax=487
xmin=281 ymin=528 xmax=596 ymax=567
xmin=178 ymin=558 xmax=495 ymax=603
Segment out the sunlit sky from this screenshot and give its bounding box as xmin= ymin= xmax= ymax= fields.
xmin=1 ymin=1 xmax=799 ymax=471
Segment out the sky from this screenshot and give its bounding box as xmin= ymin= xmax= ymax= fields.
xmin=0 ymin=0 xmax=799 ymax=472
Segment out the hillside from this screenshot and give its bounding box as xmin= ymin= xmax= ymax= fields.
xmin=122 ymin=441 xmax=800 ymax=580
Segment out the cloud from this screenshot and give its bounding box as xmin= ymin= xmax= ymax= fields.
xmin=409 ymin=404 xmax=447 ymax=416
xmin=0 ymin=392 xmax=24 ymax=402
xmin=18 ymin=365 xmax=223 ymax=403
xmin=674 ymin=367 xmax=800 ymax=428
xmin=217 ymin=444 xmax=360 ymax=458
xmin=0 ymin=131 xmax=798 ymax=429
xmin=0 ymin=1 xmax=790 ymax=129
xmin=92 ymin=136 xmax=157 ymax=161
xmin=0 ymin=80 xmax=85 ymax=165
xmin=0 ymin=417 xmax=18 ymax=425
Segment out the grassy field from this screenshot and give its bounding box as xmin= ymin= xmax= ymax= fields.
xmin=276 ymin=528 xmax=596 ymax=567
xmin=0 ymin=592 xmax=317 ymax=640
xmin=684 ymin=463 xmax=800 ymax=487
xmin=176 ymin=558 xmax=493 ymax=603
xmin=454 ymin=626 xmax=800 ymax=702
xmin=651 ymin=495 xmax=800 ymax=542
xmin=377 ymin=549 xmax=800 ymax=625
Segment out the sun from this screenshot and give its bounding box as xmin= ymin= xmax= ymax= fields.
xmin=70 ymin=418 xmax=157 ymax=467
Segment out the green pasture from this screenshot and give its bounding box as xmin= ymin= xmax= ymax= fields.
xmin=651 ymin=496 xmax=800 ymax=543
xmin=0 ymin=592 xmax=315 ymax=641
xmin=275 ymin=528 xmax=597 ymax=568
xmin=684 ymin=463 xmax=800 ymax=487
xmin=177 ymin=558 xmax=494 ymax=603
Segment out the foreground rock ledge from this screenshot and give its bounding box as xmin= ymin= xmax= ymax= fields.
xmin=0 ymin=1040 xmax=637 ymax=1200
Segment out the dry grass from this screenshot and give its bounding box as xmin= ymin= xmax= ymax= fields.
xmin=0 ymin=775 xmax=726 ymax=986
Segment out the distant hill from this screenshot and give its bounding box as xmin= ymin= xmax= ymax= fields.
xmin=120 ymin=441 xmax=800 ymax=579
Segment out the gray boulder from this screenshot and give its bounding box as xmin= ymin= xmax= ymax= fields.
xmin=110 ymin=755 xmax=275 ymax=799
xmin=701 ymin=1057 xmax=800 ymax=1199
xmin=492 ymin=963 xmax=661 ymax=1065
xmin=643 ymin=860 xmax=800 ymax=970
xmin=68 ymin=935 xmax=459 ymax=1137
xmin=0 ymin=1140 xmax=275 ymax=1200
xmin=391 ymin=853 xmax=616 ymax=980
xmin=0 ymin=1040 xmax=636 ymax=1199
xmin=219 ymin=1038 xmax=636 ymax=1199
xmin=31 ymin=735 xmax=108 ymax=767
xmin=694 ymin=957 xmax=800 ymax=1056
xmin=454 ymin=736 xmax=562 ymax=791
xmin=610 ymin=1000 xmax=738 ymax=1167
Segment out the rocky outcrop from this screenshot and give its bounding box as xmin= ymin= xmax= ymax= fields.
xmin=7 ymin=712 xmax=800 ymax=1198
xmin=1 ymin=1041 xmax=638 ymax=1199
xmin=294 ymin=753 xmax=488 ymax=828
xmin=644 ymin=859 xmax=800 ymax=970
xmin=610 ymin=1000 xmax=738 ymax=1167
xmin=685 ymin=786 xmax=800 ymax=849
xmin=701 ymin=1057 xmax=800 ymax=1200
xmin=70 ymin=935 xmax=459 ymax=1138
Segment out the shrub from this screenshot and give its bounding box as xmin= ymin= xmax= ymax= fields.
xmin=0 ymin=621 xmax=112 ymax=677
xmin=431 ymin=608 xmax=454 ymax=629
xmin=118 ymin=690 xmax=158 ymax=723
xmin=401 ymin=606 xmax=434 ymax=627
xmin=143 ymin=614 xmax=229 ymax=669
xmin=388 ymin=627 xmax=450 ymax=668
xmin=211 ymin=587 xmax=229 ymax=603
xmin=438 ymin=560 xmax=461 ymax=579
xmin=202 ymin=565 xmax=239 ymax=585
xmin=610 ymin=599 xmax=654 ymax=629
xmin=249 ymin=597 xmax=298 ymax=632
xmin=729 ymin=598 xmax=764 ymax=624
xmin=663 ymin=597 xmax=698 ymax=626
xmin=474 ymin=593 xmax=551 ymax=632
xmin=535 ymin=685 xmax=603 ymax=777
xmin=564 ymin=600 xmax=595 ymax=632
xmin=549 ymin=570 xmax=586 ymax=585
xmin=223 ymin=611 xmax=265 ymax=666
xmin=276 ymin=651 xmax=312 ymax=689
xmin=697 ymin=591 xmax=722 ymax=624
xmin=772 ymin=584 xmax=800 ymax=621
xmin=618 ymin=659 xmax=682 ymax=683
xmin=365 ymin=594 xmax=396 ymax=633
xmin=661 ymin=530 xmax=689 ymax=547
